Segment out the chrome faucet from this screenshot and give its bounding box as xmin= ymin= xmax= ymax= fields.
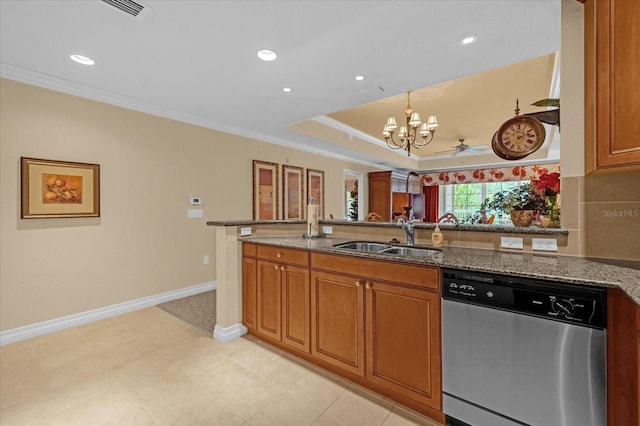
xmin=397 ymin=210 xmax=415 ymax=246
xmin=398 ymin=171 xmax=419 ymax=246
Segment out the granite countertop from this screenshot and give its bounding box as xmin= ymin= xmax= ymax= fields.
xmin=207 ymin=219 xmax=569 ymax=236
xmin=241 ymin=235 xmax=640 ymax=306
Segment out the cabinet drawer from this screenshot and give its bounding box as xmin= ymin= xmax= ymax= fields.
xmin=243 ymin=242 xmax=257 ymax=257
xmin=311 ymin=253 xmax=439 ymax=291
xmin=257 ymin=245 xmax=309 ymax=266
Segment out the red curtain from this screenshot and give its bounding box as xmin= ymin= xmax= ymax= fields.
xmin=423 ymin=185 xmax=439 ymax=222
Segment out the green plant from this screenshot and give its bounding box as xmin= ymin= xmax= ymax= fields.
xmin=483 ymin=183 xmax=544 ymax=214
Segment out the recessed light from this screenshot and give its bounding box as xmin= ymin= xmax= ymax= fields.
xmin=282 ymin=87 xmax=292 ymax=93
xmin=460 ymin=35 xmax=478 ymax=46
xmin=257 ymin=49 xmax=277 ymax=61
xmin=70 ymin=54 xmax=95 ymax=65
xmin=355 ymin=74 xmax=365 ymax=81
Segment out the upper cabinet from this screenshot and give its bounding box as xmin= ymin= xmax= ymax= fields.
xmin=584 ymin=0 xmax=640 ymax=174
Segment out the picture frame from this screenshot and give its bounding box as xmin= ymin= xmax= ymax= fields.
xmin=20 ymin=157 xmax=100 ymax=219
xmin=252 ymin=160 xmax=279 ymax=220
xmin=306 ymin=168 xmax=325 ymax=219
xmin=282 ymin=165 xmax=304 ymax=220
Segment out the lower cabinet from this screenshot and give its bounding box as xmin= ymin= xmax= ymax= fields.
xmin=243 ymin=243 xmax=311 ymax=353
xmin=607 ymin=287 xmax=640 ymax=426
xmin=365 ymin=281 xmax=441 ymax=408
xmin=310 ymin=270 xmax=365 ymax=376
xmin=243 ymin=242 xmax=443 ymax=421
xmin=310 ymin=264 xmax=441 ymax=411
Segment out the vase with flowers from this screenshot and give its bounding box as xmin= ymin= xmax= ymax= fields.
xmin=531 ymin=172 xmax=561 ymax=227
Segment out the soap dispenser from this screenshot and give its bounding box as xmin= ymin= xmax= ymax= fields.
xmin=431 ymin=224 xmax=443 ymax=247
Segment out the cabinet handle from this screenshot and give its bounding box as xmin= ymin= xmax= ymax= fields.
xmin=365 ymin=282 xmax=372 ymax=290
xmin=277 ymin=252 xmax=282 ymax=258
xmin=280 ymin=265 xmax=286 ymax=271
xmin=355 ymin=280 xmax=361 ymax=287
xmin=274 ymin=265 xmax=279 ymax=270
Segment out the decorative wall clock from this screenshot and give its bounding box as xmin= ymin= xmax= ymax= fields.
xmin=493 ymin=99 xmax=546 ymax=160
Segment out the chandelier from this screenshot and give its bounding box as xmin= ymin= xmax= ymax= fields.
xmin=382 ymin=91 xmax=438 ymax=156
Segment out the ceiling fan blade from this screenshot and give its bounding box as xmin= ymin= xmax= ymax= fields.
xmin=434 ymin=149 xmax=455 ymax=154
xmin=451 ymin=149 xmax=461 ymax=157
xmin=466 ymin=145 xmax=491 ymax=152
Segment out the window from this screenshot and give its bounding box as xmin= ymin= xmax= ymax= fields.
xmin=439 ymin=180 xmax=528 ymax=225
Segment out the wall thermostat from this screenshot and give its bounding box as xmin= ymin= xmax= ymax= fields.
xmin=190 ymin=197 xmax=202 ymax=205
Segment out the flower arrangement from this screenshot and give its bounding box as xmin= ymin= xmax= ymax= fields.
xmin=531 ymin=172 xmax=560 ymax=197
xmin=531 ymin=172 xmax=561 ymax=227
xmin=484 ymin=183 xmax=545 ymax=213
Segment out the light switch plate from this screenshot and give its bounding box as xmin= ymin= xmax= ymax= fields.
xmin=322 ymin=226 xmax=333 ymax=235
xmin=500 ymin=236 xmax=524 ymax=250
xmin=532 ymin=238 xmax=558 ymax=251
xmin=187 ymin=209 xmax=203 ymax=218
xmin=240 ymin=227 xmax=252 ymax=236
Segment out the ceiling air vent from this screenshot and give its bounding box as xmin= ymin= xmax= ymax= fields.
xmin=101 ymin=0 xmax=150 ymax=19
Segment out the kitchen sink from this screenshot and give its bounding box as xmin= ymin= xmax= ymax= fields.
xmin=380 ymin=246 xmax=442 ymax=257
xmin=333 ymin=241 xmax=393 ymax=252
xmin=333 ymin=241 xmax=441 ymax=257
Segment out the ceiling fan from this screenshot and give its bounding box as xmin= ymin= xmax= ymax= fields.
xmin=435 ymin=139 xmax=491 ymax=156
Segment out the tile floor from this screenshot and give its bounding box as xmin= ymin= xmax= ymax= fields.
xmin=0 ymin=307 xmax=443 ymax=426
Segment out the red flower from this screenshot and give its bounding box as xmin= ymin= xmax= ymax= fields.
xmin=531 ymin=172 xmax=560 ymax=196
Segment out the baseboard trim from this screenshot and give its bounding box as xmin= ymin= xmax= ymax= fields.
xmin=0 ymin=281 xmax=217 ymax=346
xmin=213 ymin=323 xmax=248 ymax=343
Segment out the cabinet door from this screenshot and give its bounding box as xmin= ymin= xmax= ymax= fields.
xmin=281 ymin=264 xmax=310 ymax=353
xmin=257 ymin=260 xmax=281 ymax=341
xmin=585 ymin=0 xmax=640 ymax=173
xmin=242 ymin=256 xmax=257 ymax=330
xmin=311 ymin=270 xmax=365 ymax=377
xmin=368 ymin=171 xmax=392 ymax=221
xmin=366 ymin=281 xmax=442 ymax=410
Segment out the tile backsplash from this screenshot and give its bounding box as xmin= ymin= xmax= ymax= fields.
xmin=581 ymin=172 xmax=640 ymax=261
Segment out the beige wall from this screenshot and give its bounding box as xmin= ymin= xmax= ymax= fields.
xmin=0 ymin=79 xmax=376 ymax=331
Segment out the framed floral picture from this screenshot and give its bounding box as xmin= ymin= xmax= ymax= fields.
xmin=282 ymin=165 xmax=304 ymax=220
xmin=306 ymin=168 xmax=325 ymax=219
xmin=20 ymin=157 xmax=100 ymax=219
xmin=252 ymin=160 xmax=279 ymax=220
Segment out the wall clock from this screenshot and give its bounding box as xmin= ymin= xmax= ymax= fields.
xmin=493 ymin=100 xmax=546 ymax=160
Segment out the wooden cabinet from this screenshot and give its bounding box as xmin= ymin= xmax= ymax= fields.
xmin=243 ymin=243 xmax=310 ymax=352
xmin=365 ymin=281 xmax=441 ymax=409
xmin=606 ymin=288 xmax=639 ymax=426
xmin=243 ymin=242 xmax=444 ymax=422
xmin=368 ymin=171 xmax=393 ymax=221
xmin=310 ymin=270 xmax=365 ymax=376
xmin=310 ymin=252 xmax=442 ymax=411
xmin=256 ymin=259 xmax=282 ymax=340
xmin=585 ymin=0 xmax=640 ymax=174
xmin=368 ymin=171 xmax=422 ymax=220
xmin=242 ymin=255 xmax=257 ymax=330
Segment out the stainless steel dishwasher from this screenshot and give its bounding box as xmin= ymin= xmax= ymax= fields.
xmin=442 ymin=269 xmax=607 ymax=426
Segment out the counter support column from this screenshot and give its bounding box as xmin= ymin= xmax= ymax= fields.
xmin=213 ymin=226 xmax=247 ymax=342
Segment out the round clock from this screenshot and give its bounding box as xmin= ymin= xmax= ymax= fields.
xmin=494 ymin=115 xmax=546 ymax=159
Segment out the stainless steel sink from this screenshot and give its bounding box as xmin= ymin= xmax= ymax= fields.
xmin=380 ymin=246 xmax=441 ymax=257
xmin=333 ymin=241 xmax=393 ymax=252
xmin=333 ymin=241 xmax=441 ymax=257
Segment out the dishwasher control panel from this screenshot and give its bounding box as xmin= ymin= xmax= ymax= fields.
xmin=443 ymin=269 xmax=607 ymax=329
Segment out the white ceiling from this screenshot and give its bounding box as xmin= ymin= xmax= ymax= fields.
xmin=0 ymin=0 xmax=561 ymax=172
